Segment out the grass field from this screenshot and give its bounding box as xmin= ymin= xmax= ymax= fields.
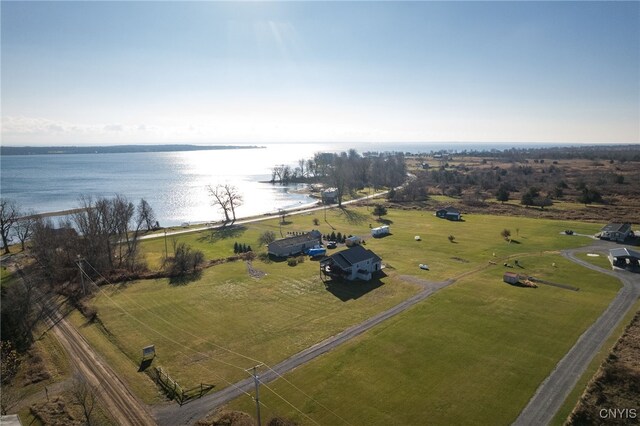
xmin=577 ymin=251 xmax=613 ymax=270
xmin=79 ymin=253 xmax=421 ymax=401
xmin=75 ymin=206 xmax=614 ymax=421
xmin=226 ymin=254 xmax=622 ymax=425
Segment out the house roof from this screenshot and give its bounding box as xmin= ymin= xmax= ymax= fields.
xmin=601 ymin=223 xmax=631 ymax=233
xmin=328 ymin=245 xmax=382 ymax=269
xmin=269 ymin=230 xmax=321 ymax=250
xmin=610 ymin=247 xmax=640 ymax=259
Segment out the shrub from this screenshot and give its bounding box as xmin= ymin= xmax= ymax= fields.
xmin=313 ymin=218 xmax=320 ymax=226
xmin=296 ymin=255 xmax=305 ymax=264
xmin=258 ymin=231 xmax=276 ymax=246
xmin=171 ymin=242 xmax=205 ymax=275
xmin=287 ymin=258 xmax=298 ymax=266
xmin=448 ymin=235 xmax=455 ymax=243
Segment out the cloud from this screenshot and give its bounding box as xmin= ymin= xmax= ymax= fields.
xmin=104 ymin=124 xmax=124 ymax=132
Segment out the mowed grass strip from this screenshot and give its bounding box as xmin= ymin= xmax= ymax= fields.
xmin=226 ymin=255 xmax=621 ymax=425
xmin=83 ymin=258 xmax=421 ymax=389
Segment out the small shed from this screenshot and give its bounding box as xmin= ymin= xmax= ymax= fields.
xmin=371 ymin=225 xmax=389 ymax=237
xmin=503 ymin=272 xmax=520 ymax=284
xmin=321 ymin=188 xmax=338 ymax=204
xmin=436 ymin=206 xmax=461 ymax=221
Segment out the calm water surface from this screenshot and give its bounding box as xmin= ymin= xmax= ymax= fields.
xmin=1 ymin=142 xmax=572 ymax=226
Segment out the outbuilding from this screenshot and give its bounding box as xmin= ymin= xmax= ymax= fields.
xmin=608 ymin=247 xmax=640 ymax=271
xmin=599 ymin=223 xmax=632 ymax=242
xmin=321 ymin=245 xmax=382 ymax=281
xmin=503 ymin=272 xmax=520 ymax=284
xmin=436 ymin=206 xmax=461 ymax=221
xmin=268 ymin=230 xmax=322 ymax=257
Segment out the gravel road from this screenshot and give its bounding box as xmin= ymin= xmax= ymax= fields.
xmin=513 ymin=240 xmax=640 ymax=426
xmin=44 ymin=301 xmax=156 ymax=426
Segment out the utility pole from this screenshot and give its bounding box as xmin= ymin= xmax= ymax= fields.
xmin=76 ymin=256 xmax=86 ymax=296
xmin=164 ymin=228 xmax=168 ymax=260
xmin=246 ymin=364 xmax=263 ymax=426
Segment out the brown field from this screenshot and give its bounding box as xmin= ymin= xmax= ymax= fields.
xmin=566 ymin=311 xmax=640 ymax=425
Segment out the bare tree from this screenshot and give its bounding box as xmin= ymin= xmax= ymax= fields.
xmin=136 ymin=198 xmax=157 ymax=231
xmin=70 ymin=374 xmax=97 ymax=426
xmin=207 ymin=184 xmax=243 ymax=223
xmin=0 ymin=199 xmax=19 ymax=254
xmin=13 ymin=210 xmax=37 ymax=251
xmin=207 ymin=184 xmax=231 ymax=223
xmin=258 ymin=230 xmax=276 ymax=246
xmin=224 ymin=185 xmax=243 ymax=222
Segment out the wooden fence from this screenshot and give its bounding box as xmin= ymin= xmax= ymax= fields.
xmin=155 ymin=366 xmax=215 ymax=405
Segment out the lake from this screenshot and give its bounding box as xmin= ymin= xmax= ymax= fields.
xmin=0 ymin=141 xmax=570 ymax=226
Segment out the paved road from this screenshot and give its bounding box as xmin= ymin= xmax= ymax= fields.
xmin=43 ymin=299 xmax=156 ymax=426
xmin=513 ymin=240 xmax=640 ymax=426
xmin=139 ymin=189 xmax=391 ymax=241
xmin=153 ymin=277 xmax=454 ymax=425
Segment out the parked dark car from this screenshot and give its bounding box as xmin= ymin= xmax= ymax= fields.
xmin=326 ymin=241 xmax=337 ymax=249
xmin=565 ymin=230 xmax=574 ymax=235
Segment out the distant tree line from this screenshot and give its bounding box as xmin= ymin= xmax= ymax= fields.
xmin=396 ymin=145 xmax=640 ymax=208
xmin=271 ymin=150 xmax=407 ymax=206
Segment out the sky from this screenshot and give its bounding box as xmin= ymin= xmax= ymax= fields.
xmin=1 ymin=1 xmax=639 ymax=146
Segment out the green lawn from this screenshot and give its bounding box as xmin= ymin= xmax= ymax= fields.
xmin=226 ymin=254 xmax=622 ymax=425
xmin=79 ymin=256 xmax=421 ymax=400
xmin=577 ymin=251 xmax=613 ymax=270
xmin=76 ymin=206 xmax=612 ymax=418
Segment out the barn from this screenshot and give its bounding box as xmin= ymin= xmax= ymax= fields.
xmin=268 ymin=230 xmax=322 ymax=257
xmin=321 ymin=245 xmax=382 ymax=281
xmin=436 ymin=206 xmax=461 ymax=221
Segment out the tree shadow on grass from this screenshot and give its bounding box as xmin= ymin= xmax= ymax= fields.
xmin=324 ymin=271 xmax=387 ymax=301
xmin=198 ymin=225 xmax=246 ymax=243
xmin=338 ymin=207 xmax=368 ymax=225
xmin=169 ymin=270 xmax=202 ymax=286
xmin=375 ymin=218 xmax=394 ymax=225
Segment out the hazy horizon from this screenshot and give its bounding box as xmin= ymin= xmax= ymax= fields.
xmin=2 ymin=2 xmax=639 ymax=146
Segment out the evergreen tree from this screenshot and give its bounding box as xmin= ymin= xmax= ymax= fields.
xmin=233 ymin=242 xmax=239 ymax=253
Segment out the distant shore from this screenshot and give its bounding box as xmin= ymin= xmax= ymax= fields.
xmin=0 ymin=144 xmax=265 ymax=156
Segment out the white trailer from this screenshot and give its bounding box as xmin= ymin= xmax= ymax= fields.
xmin=371 ymin=225 xmax=390 ymax=237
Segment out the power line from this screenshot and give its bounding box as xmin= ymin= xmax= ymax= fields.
xmin=81 ymin=260 xmax=348 ymax=424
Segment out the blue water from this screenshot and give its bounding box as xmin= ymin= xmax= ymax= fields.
xmin=0 ymin=141 xmax=588 ymax=226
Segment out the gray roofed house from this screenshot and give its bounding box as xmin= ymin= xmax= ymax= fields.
xmin=321 ymin=245 xmax=382 ymax=281
xmin=599 ymin=223 xmax=632 ymax=242
xmin=268 ymin=230 xmax=322 ymax=257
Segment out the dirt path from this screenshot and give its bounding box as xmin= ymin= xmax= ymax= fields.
xmin=44 ymin=301 xmax=157 ymax=426
xmin=513 ymin=240 xmax=640 ymax=426
xmin=153 ymin=277 xmax=455 ymax=425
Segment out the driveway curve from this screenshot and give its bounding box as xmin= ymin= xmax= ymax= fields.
xmin=513 ymin=240 xmax=640 ymax=426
